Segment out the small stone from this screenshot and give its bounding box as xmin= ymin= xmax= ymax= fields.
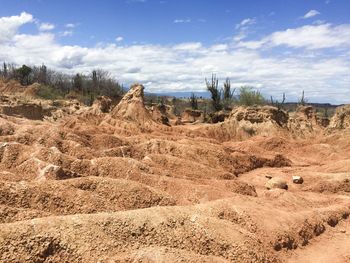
xmin=292 ymin=176 xmax=304 ymax=184
xmin=265 ymin=177 xmax=288 ymax=190
xmin=339 ymin=229 xmax=346 ymax=233
xmin=265 ymin=175 xmax=273 ymax=179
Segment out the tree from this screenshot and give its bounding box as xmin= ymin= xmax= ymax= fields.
xmin=189 ymin=92 xmax=198 ymax=110
xmin=16 ymin=65 xmax=32 ymax=85
xmin=238 ymin=86 xmax=265 ymax=106
xmin=222 ymin=78 xmax=235 ymax=109
xmin=206 ymin=74 xmax=222 ymax=111
xmin=73 ymin=73 xmax=83 ymax=91
xmin=39 ymin=64 xmax=47 ymax=84
xmin=92 ymin=70 xmax=99 ymax=94
xmin=270 ymin=93 xmax=286 ymax=110
xmin=3 ymin=62 xmax=8 ymax=78
xmin=299 ymin=90 xmax=308 ymax=106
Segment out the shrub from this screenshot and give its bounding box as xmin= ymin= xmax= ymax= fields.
xmin=36 ymin=85 xmax=65 ymax=100
xmin=189 ymin=92 xmax=198 ymax=110
xmin=238 ymin=86 xmax=265 ymax=106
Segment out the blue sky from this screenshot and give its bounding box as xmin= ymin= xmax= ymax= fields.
xmin=0 ymin=0 xmax=350 ymax=103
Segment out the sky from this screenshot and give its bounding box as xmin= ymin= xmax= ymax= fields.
xmin=0 ymin=0 xmax=349 ymax=103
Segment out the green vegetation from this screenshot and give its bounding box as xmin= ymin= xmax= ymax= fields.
xmin=237 ymin=86 xmax=266 ymax=106
xmin=16 ymin=65 xmax=32 ymax=85
xmin=222 ymin=78 xmax=235 ymax=109
xmin=189 ymin=92 xmax=198 ymax=110
xmin=205 ymin=75 xmax=266 ymax=111
xmin=36 ymin=85 xmax=65 ymax=100
xmin=206 ymin=74 xmax=222 ymax=111
xmin=298 ymin=90 xmax=308 ymax=106
xmin=270 ymin=93 xmax=286 ymax=110
xmin=0 ymin=62 xmax=124 ymax=104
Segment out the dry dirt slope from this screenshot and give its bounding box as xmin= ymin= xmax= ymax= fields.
xmin=0 ymin=84 xmax=350 ymax=262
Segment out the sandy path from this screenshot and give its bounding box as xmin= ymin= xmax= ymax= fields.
xmin=286 ymin=219 xmax=350 ymax=263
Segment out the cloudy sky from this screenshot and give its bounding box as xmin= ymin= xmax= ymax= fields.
xmin=0 ymin=0 xmax=349 ymax=103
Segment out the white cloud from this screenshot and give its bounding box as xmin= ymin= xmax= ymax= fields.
xmin=39 ymin=22 xmax=55 ymax=31
xmin=173 ymin=42 xmax=202 ymax=51
xmin=174 ymin=19 xmax=191 ymax=24
xmin=235 ymin=18 xmax=256 ymax=29
xmin=238 ymin=23 xmax=350 ymax=50
xmin=234 ymin=18 xmax=256 ymax=42
xmin=65 ymin=23 xmax=76 ymax=28
xmin=303 ymin=10 xmax=321 ymax=19
xmin=60 ymin=30 xmax=73 ymax=37
xmin=0 ymin=12 xmax=350 ymax=103
xmin=126 ymin=0 xmax=146 ymax=3
xmin=0 ymin=12 xmax=33 ymax=42
xmin=116 ymin=36 xmax=123 ymax=42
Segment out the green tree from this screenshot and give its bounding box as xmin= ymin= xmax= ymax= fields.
xmin=17 ymin=64 xmax=32 ymax=85
xmin=238 ymin=86 xmax=265 ymax=106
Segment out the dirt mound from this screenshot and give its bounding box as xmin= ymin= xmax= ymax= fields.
xmin=1 ymin=86 xmax=350 ymax=262
xmin=230 ymin=106 xmax=289 ymax=127
xmin=287 ymin=105 xmax=325 ymax=137
xmin=0 ymin=79 xmax=26 ymax=93
xmin=328 ymin=105 xmax=350 ymax=129
xmin=181 ymin=109 xmax=204 ymax=123
xmin=209 ymin=110 xmax=230 ymax=123
xmin=110 ymin=83 xmax=154 ymax=124
xmin=91 ymin=96 xmax=112 ymax=114
xmin=0 ymin=203 xmax=278 ymax=263
xmin=149 ymin=103 xmax=171 ymax=125
xmin=198 ymin=106 xmax=290 ymax=142
xmin=0 ymin=103 xmax=44 ymax=120
xmin=0 ymin=177 xmax=175 ymax=223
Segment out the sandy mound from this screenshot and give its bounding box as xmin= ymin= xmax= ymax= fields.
xmin=0 ymin=177 xmax=175 ymax=223
xmin=110 ymin=83 xmax=153 ymax=124
xmin=181 ymin=109 xmax=204 ymax=123
xmin=1 ymin=82 xmax=350 ymax=262
xmin=328 ymin=104 xmax=350 ymax=129
xmin=230 ymin=106 xmax=289 ymax=127
xmin=0 ymin=103 xmax=44 ymax=120
xmin=90 ymin=96 xmax=112 ymax=114
xmin=0 ymin=79 xmax=26 ymax=93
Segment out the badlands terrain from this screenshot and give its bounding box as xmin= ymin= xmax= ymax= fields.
xmin=0 ymin=82 xmax=350 ymax=262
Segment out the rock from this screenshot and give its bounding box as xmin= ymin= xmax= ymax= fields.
xmin=292 ymin=176 xmax=303 ymax=184
xmin=41 ymin=165 xmax=80 ymax=180
xmin=110 ymin=83 xmax=153 ymax=124
xmin=265 ymin=175 xmax=273 ymax=179
xmin=265 ymin=177 xmax=288 ymax=190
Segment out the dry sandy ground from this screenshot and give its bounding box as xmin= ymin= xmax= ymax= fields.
xmin=0 ymin=84 xmax=349 ymax=262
